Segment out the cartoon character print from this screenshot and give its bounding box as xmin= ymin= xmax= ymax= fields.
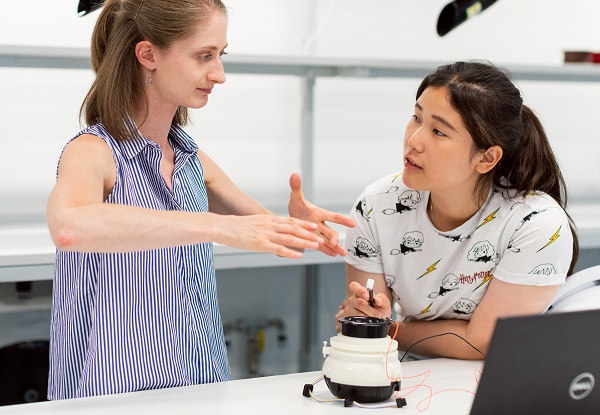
xmin=349 ymin=237 xmax=379 ymax=258
xmin=451 ymin=298 xmax=477 ymax=315
xmin=439 ymin=233 xmax=471 ymax=243
xmin=530 ymin=263 xmax=556 ymax=275
xmin=417 ymin=259 xmax=441 ymax=280
xmin=383 ymin=190 xmax=421 ymax=215
xmin=536 ymin=226 xmax=562 ymax=253
xmin=384 ymin=274 xmax=402 ymax=316
xmin=515 ymin=208 xmax=547 ymax=231
xmin=355 ymin=198 xmax=371 ymax=221
xmin=475 ymin=207 xmax=500 ymax=230
xmin=510 ymin=201 xmax=524 ymax=210
xmin=507 ymin=208 xmax=548 ymax=252
xmin=507 ymin=191 xmax=543 ymax=205
xmin=419 ymin=303 xmax=434 ymax=316
xmin=507 ymin=235 xmax=520 ymax=253
xmin=509 ymin=225 xmax=562 ymax=256
xmin=428 ymin=273 xmax=460 ymax=298
xmin=384 ymin=274 xmax=396 ymax=289
xmin=391 ymin=173 xmax=403 ymax=183
xmin=382 ymin=186 xmax=400 ymax=194
xmin=391 ymin=231 xmax=424 ymax=255
xmin=472 ymin=269 xmax=493 ymax=292
xmin=467 ymin=241 xmax=499 ymax=263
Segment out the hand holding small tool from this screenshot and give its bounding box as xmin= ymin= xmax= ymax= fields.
xmin=366 ymin=278 xmax=375 ymax=308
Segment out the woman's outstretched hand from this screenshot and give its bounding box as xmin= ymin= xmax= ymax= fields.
xmin=214 ymin=213 xmax=326 ymax=258
xmin=288 ymin=173 xmax=355 ymax=257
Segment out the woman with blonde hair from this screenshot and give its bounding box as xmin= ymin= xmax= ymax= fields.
xmin=47 ymin=0 xmax=353 ymax=399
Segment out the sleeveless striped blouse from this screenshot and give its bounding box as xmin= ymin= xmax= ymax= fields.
xmin=48 ymin=124 xmax=231 ymax=400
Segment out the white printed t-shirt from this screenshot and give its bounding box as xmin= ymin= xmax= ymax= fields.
xmin=343 ymin=173 xmax=574 ymax=322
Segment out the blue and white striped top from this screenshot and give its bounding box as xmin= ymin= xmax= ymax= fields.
xmin=48 ymin=124 xmax=231 ymax=400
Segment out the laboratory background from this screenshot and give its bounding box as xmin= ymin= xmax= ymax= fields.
xmin=0 ymin=0 xmax=599 ymax=402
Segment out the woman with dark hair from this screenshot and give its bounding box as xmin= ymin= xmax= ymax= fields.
xmin=337 ymin=60 xmax=579 ymax=360
xmin=46 ymin=0 xmax=353 ymax=400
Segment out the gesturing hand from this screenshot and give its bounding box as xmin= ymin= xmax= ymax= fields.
xmin=215 ymin=214 xmax=325 ymax=258
xmin=288 ymin=173 xmax=355 ymax=257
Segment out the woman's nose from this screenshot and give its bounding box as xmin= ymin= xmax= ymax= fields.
xmin=209 ymin=58 xmax=226 ymax=84
xmin=405 ymin=126 xmax=424 ymax=150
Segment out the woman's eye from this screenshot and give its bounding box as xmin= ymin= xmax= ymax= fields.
xmin=411 ymin=114 xmax=421 ymax=123
xmin=219 ymin=51 xmax=228 ymax=59
xmin=433 ymin=129 xmax=446 ymax=137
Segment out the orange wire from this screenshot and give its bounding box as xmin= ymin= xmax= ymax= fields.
xmin=398 ymin=366 xmax=481 ymax=412
xmin=385 ymin=320 xmax=401 ymax=381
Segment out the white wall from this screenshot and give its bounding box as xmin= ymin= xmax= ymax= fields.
xmin=2 ymin=0 xmax=600 ymax=378
xmin=2 ymin=0 xmax=600 ymax=218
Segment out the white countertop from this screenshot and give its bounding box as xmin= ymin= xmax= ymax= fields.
xmin=0 ymin=358 xmax=483 ymax=415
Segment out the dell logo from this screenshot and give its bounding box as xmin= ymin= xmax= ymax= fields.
xmin=569 ymin=373 xmax=595 ymax=400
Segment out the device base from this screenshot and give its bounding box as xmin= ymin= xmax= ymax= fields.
xmin=324 ymin=376 xmax=400 ymax=403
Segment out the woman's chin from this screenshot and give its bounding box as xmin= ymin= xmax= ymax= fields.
xmin=401 ymin=172 xmax=423 ymax=190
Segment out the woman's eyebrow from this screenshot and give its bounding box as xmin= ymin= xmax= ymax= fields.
xmin=415 ymin=102 xmax=458 ymax=132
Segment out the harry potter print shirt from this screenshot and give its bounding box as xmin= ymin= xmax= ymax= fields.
xmin=343 ymin=173 xmax=574 ymax=322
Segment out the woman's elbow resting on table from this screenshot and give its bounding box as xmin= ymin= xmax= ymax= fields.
xmin=391 ymin=318 xmax=488 ymax=361
xmin=394 ymin=279 xmax=560 ymax=360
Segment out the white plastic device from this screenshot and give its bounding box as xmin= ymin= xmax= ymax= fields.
xmin=322 ymin=333 xmax=402 ymax=387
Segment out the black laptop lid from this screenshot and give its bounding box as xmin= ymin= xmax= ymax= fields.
xmin=470 ymin=309 xmax=600 ymax=415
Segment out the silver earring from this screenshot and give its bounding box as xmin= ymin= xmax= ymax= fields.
xmin=145 ymin=70 xmax=153 ymax=85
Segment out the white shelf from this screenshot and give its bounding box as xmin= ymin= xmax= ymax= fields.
xmin=0 ymin=296 xmax=52 ymax=314
xmin=4 ymin=44 xmax=600 ymax=82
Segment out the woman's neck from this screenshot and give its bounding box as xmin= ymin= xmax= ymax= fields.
xmin=428 ymin=185 xmax=490 ymax=232
xmin=132 ymin=100 xmax=178 ymax=147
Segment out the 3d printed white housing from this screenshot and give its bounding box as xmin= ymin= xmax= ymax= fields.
xmin=322 ymin=333 xmax=402 ymax=387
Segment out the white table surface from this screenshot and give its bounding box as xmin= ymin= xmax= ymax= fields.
xmin=0 ymin=358 xmax=483 ymax=415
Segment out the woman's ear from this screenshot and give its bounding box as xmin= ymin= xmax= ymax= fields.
xmin=475 ymin=145 xmax=503 ymax=174
xmin=135 ymin=40 xmax=156 ymax=71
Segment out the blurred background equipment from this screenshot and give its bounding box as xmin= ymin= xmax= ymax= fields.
xmin=437 ymin=0 xmax=499 ymax=36
xmin=223 ymin=317 xmax=287 ymax=378
xmin=0 ymin=341 xmax=49 ymax=405
xmin=78 ymin=0 xmax=104 ymax=16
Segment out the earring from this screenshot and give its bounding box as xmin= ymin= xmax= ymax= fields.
xmin=145 ymin=70 xmax=153 ymax=86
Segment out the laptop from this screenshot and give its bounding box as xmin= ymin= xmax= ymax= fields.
xmin=470 ymin=309 xmax=600 ymax=415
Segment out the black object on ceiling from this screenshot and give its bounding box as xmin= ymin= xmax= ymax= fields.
xmin=437 ymin=0 xmax=499 ymax=36
xmin=78 ymin=0 xmax=500 ymax=37
xmin=78 ymin=0 xmax=105 ymax=17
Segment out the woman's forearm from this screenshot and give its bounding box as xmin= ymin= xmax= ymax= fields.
xmin=47 ymin=202 xmax=224 ymax=253
xmin=392 ymin=318 xmax=488 ymax=360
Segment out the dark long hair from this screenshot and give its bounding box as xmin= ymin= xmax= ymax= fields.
xmin=416 ymin=60 xmax=579 ymax=274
